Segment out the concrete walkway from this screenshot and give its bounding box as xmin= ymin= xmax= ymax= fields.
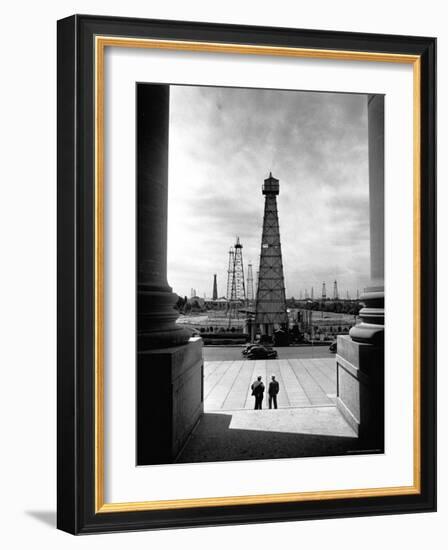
xmin=204 ymin=358 xmax=337 ymax=411
xmin=176 ymin=358 xmax=364 ymax=464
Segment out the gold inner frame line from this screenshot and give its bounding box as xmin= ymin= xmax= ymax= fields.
xmin=94 ymin=35 xmax=421 ymax=513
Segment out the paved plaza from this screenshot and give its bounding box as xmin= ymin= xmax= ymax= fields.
xmin=176 ymin=358 xmax=365 ymax=464
xmin=204 ymin=358 xmax=337 ymax=411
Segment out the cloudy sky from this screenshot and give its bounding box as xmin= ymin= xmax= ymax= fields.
xmin=166 ymin=85 xmax=371 ymax=300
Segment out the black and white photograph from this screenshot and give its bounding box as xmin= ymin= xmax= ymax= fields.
xmin=136 ymin=83 xmax=385 ymax=465
xmin=0 ymin=0 xmax=440 ymax=543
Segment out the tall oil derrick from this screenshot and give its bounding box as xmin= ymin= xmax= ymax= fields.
xmin=231 ymin=237 xmax=246 ymax=301
xmin=322 ymin=282 xmax=327 ymax=300
xmin=255 ymin=173 xmax=288 ymax=336
xmin=226 ymin=238 xmax=246 ymax=328
xmin=311 ymin=286 xmax=314 ymax=300
xmin=226 ymin=248 xmax=235 ymax=300
xmin=247 ymin=263 xmax=254 ymax=302
xmin=212 ymin=274 xmax=218 ymax=300
xmin=333 ymin=280 xmax=339 ymax=300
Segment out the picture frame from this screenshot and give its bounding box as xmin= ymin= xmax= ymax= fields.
xmin=57 ymin=14 xmax=436 ymax=534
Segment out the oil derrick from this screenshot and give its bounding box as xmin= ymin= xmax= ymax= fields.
xmin=231 ymin=237 xmax=246 ymax=301
xmin=226 ymin=237 xmax=246 ymax=328
xmin=255 ymin=173 xmax=288 ymax=336
xmin=322 ymin=282 xmax=327 ymax=300
xmin=311 ymin=286 xmax=314 ymax=300
xmin=333 ymin=280 xmax=339 ymax=300
xmin=212 ymin=274 xmax=218 ymax=300
xmin=226 ymin=248 xmax=235 ymax=300
xmin=247 ymin=263 xmax=254 ymax=302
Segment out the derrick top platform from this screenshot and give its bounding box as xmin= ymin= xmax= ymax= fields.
xmin=262 ymin=172 xmax=280 ymax=195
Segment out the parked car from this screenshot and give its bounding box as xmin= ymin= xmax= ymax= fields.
xmin=242 ymin=344 xmax=262 ymax=355
xmin=329 ymin=341 xmax=337 ymax=353
xmin=246 ymin=346 xmax=278 ymax=360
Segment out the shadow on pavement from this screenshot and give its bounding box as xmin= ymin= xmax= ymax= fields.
xmin=176 ymin=412 xmax=379 ymax=464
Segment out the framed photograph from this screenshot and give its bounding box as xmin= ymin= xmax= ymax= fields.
xmin=57 ymin=14 xmax=436 ymax=534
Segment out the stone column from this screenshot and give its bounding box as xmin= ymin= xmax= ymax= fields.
xmin=350 ymin=94 xmax=385 ymax=346
xmin=137 ymin=84 xmax=191 ymax=349
xmin=336 ymin=95 xmax=385 ymax=449
xmin=136 ymin=84 xmax=203 ymax=465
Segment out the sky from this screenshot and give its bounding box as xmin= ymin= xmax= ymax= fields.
xmin=166 ymin=84 xmax=371 ymax=300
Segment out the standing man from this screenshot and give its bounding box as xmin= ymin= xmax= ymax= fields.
xmin=268 ymin=375 xmax=280 ymax=409
xmin=251 ymin=376 xmax=265 ymax=410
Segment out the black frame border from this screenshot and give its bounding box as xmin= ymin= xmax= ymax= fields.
xmin=57 ymin=14 xmax=436 ymax=534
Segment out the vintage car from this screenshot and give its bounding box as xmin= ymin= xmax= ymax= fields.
xmin=246 ymin=346 xmax=278 ymax=360
xmin=242 ymin=344 xmax=262 ymax=355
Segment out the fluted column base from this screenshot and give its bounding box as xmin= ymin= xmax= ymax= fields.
xmin=350 ymin=287 xmax=384 ymax=346
xmin=138 ymin=284 xmax=191 ymax=349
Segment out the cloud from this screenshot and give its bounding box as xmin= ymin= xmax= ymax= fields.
xmin=166 ymin=85 xmax=373 ymax=298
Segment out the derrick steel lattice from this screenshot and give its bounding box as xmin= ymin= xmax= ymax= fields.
xmin=226 ymin=248 xmax=235 ymax=300
xmin=255 ymin=173 xmax=288 ymax=334
xmin=230 ymin=237 xmax=246 ymax=301
xmin=247 ymin=263 xmax=254 ymax=302
xmin=226 ymin=237 xmax=246 ymax=328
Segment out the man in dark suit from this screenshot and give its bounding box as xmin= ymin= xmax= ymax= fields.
xmin=268 ymin=375 xmax=280 ymax=409
xmin=251 ymin=376 xmax=265 ymax=410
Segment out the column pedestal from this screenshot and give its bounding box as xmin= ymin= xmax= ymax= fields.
xmin=137 ymin=338 xmax=204 ymax=465
xmin=336 ymin=335 xmax=384 ymax=449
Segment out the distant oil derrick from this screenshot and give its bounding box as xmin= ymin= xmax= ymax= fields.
xmin=333 ymin=280 xmax=339 ymax=300
xmin=226 ymin=248 xmax=235 ymax=300
xmin=231 ymin=237 xmax=246 ymax=301
xmin=322 ymin=282 xmax=326 ymax=300
xmin=226 ymin=237 xmax=246 ymax=327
